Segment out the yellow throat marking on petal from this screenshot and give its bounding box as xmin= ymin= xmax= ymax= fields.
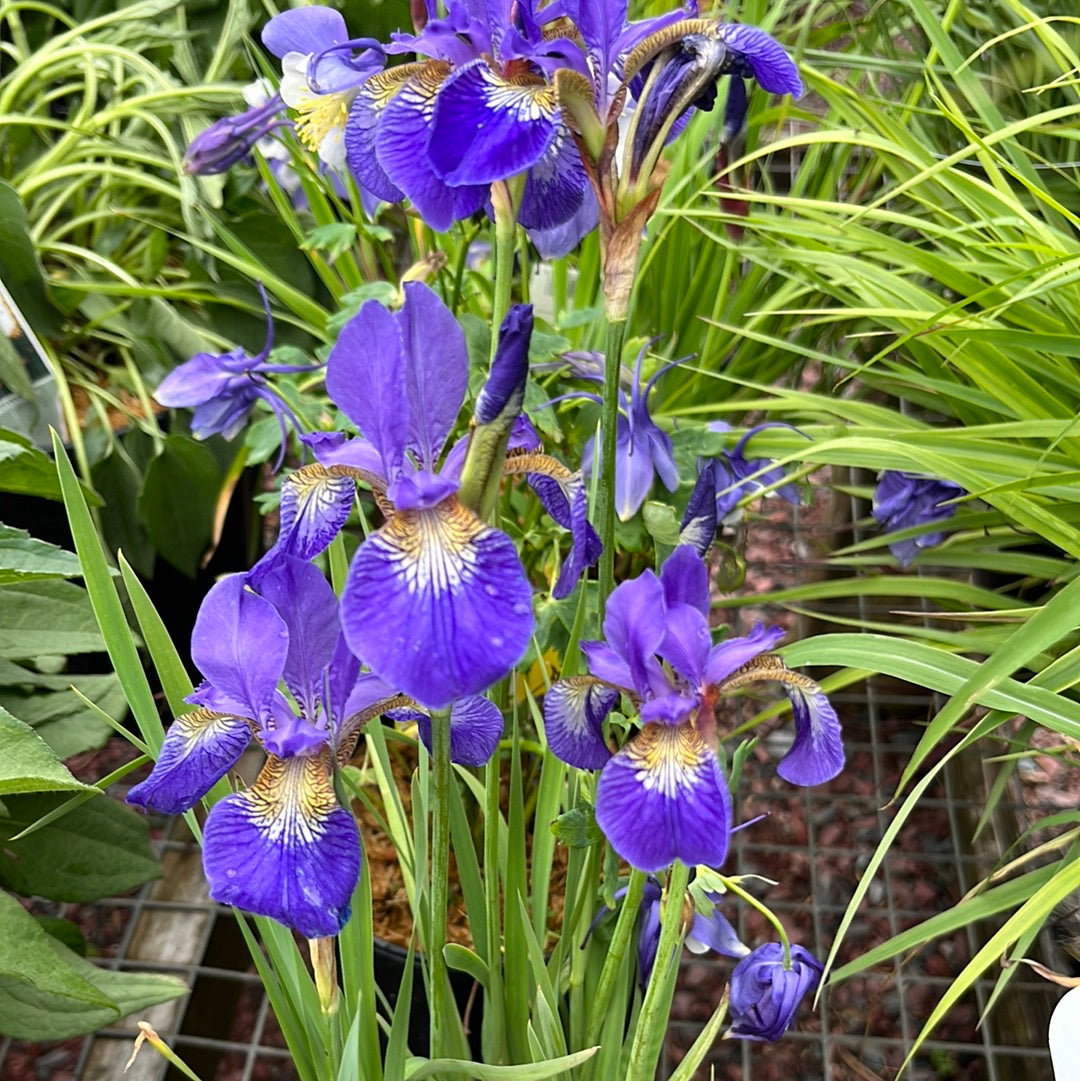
xmin=244 ymin=753 xmax=337 ymax=845
xmin=626 ymin=723 xmax=708 ymax=800
xmin=383 ymin=496 xmax=487 ymax=596
xmin=294 ymin=90 xmax=352 ymax=154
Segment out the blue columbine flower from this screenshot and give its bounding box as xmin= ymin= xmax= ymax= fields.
xmin=543 ymin=545 xmax=843 ymax=872
xmin=154 ymin=284 xmax=316 ymax=450
xmin=183 ymin=90 xmax=287 ymax=176
xmin=872 ymin=470 xmax=964 ymax=567
xmin=726 ymin=942 xmax=822 ymax=1042
xmin=576 ymin=342 xmax=682 ymax=522
xmin=126 ymin=554 xmax=502 ymax=937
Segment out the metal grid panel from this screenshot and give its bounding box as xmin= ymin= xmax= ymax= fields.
xmin=0 ymin=489 xmax=1064 ymax=1081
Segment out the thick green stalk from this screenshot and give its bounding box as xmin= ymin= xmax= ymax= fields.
xmin=625 ymin=860 xmax=691 ymax=1081
xmin=489 ymin=178 xmax=523 ymax=361
xmin=595 ymin=315 xmax=629 ymax=617
xmin=583 ymin=865 xmax=645 ymax=1046
xmin=429 ymin=706 xmax=453 ymax=1067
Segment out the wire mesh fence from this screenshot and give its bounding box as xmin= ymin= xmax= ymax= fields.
xmin=0 ymin=486 xmax=1066 ymax=1081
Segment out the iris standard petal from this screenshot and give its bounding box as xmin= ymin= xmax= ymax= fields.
xmin=602 ymin=570 xmax=668 ymax=694
xmin=262 ymin=6 xmax=347 ymax=59
xmin=775 ymin=676 xmax=845 ymax=786
xmin=203 ymin=753 xmax=360 ymax=939
xmin=703 ymin=622 xmax=785 ymax=686
xmin=657 ymin=603 xmax=711 ymax=687
xmin=596 ymin=722 xmax=731 ymax=871
xmin=341 ymin=497 xmax=533 ymax=709
xmin=399 ymin=281 xmax=469 ymax=467
xmin=714 ymin=24 xmax=803 ymax=97
xmin=427 ymin=61 xmax=560 ymax=186
xmin=327 ymin=299 xmax=408 ymax=480
xmin=254 ymin=556 xmax=339 ymax=710
xmin=190 ymin=575 xmax=289 ymax=724
xmin=543 ymin=677 xmax=618 ymax=769
xmin=580 ymin=640 xmax=635 ymax=691
xmin=659 ymin=544 xmax=710 ymax=617
xmin=126 ymin=709 xmax=252 ymax=815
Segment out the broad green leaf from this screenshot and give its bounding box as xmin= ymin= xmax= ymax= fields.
xmin=0 ymin=579 xmax=106 ymax=658
xmin=0 ymin=891 xmax=186 ymax=1040
xmin=550 ymin=801 xmax=602 ymax=849
xmin=0 ymin=792 xmax=160 ymax=902
xmin=0 ymin=181 xmax=59 ymax=336
xmin=0 ymin=704 xmax=93 ymax=796
xmin=0 ymin=525 xmax=81 ymax=583
xmin=0 ymin=430 xmax=63 ymax=500
xmin=138 ymin=435 xmax=223 ymax=578
xmin=0 ymin=667 xmax=122 ymax=759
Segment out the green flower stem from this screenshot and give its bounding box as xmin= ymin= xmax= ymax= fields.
xmin=584 ymin=865 xmax=646 ymax=1046
xmin=482 ymin=752 xmax=507 ymax=1062
xmin=429 ymin=706 xmax=454 ymax=1065
xmin=595 ymin=315 xmax=629 ymax=617
xmin=489 ymin=176 xmax=525 ymax=361
xmin=625 ymin=860 xmax=691 ymax=1081
xmin=719 ymin=873 xmax=792 ymax=966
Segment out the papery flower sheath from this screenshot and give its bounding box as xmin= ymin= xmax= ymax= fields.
xmin=154 ymin=285 xmax=316 ymax=449
xmin=726 ymin=942 xmax=822 ymax=1042
xmin=543 ymin=546 xmax=843 ymax=872
xmin=872 ymin=470 xmax=964 ymax=567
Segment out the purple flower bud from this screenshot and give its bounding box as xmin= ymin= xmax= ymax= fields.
xmin=183 ymin=94 xmax=286 ymax=176
xmin=871 ymin=470 xmax=964 ymax=567
xmin=727 ymin=942 xmax=822 ymax=1042
xmin=475 ymin=304 xmax=533 ymax=426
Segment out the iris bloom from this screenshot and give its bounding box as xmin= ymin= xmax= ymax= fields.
xmin=543 ymin=546 xmax=842 ymax=872
xmin=259 ymin=290 xmax=599 ymax=675
xmin=872 ymin=470 xmax=963 ymax=567
xmin=249 ymin=284 xmax=545 ymax=710
xmin=576 ymin=343 xmax=681 ymax=521
xmin=726 ymin=942 xmax=822 ymax=1042
xmin=154 ymin=285 xmax=315 ymax=449
xmin=262 ymin=6 xmax=384 ymax=168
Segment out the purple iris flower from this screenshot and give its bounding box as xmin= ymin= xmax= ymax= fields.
xmin=126 ymin=556 xmax=378 ymax=938
xmin=727 ymin=942 xmax=822 ymax=1041
xmin=154 ymin=285 xmax=316 ymax=451
xmin=577 ymin=342 xmax=681 ymax=521
xmin=250 ymin=283 xmax=534 ymax=711
xmin=262 ymin=6 xmax=385 ymax=169
xmin=127 ymin=556 xmax=503 ymax=936
xmin=872 ymin=470 xmax=964 ymax=567
xmin=543 ymin=546 xmax=842 ymax=872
